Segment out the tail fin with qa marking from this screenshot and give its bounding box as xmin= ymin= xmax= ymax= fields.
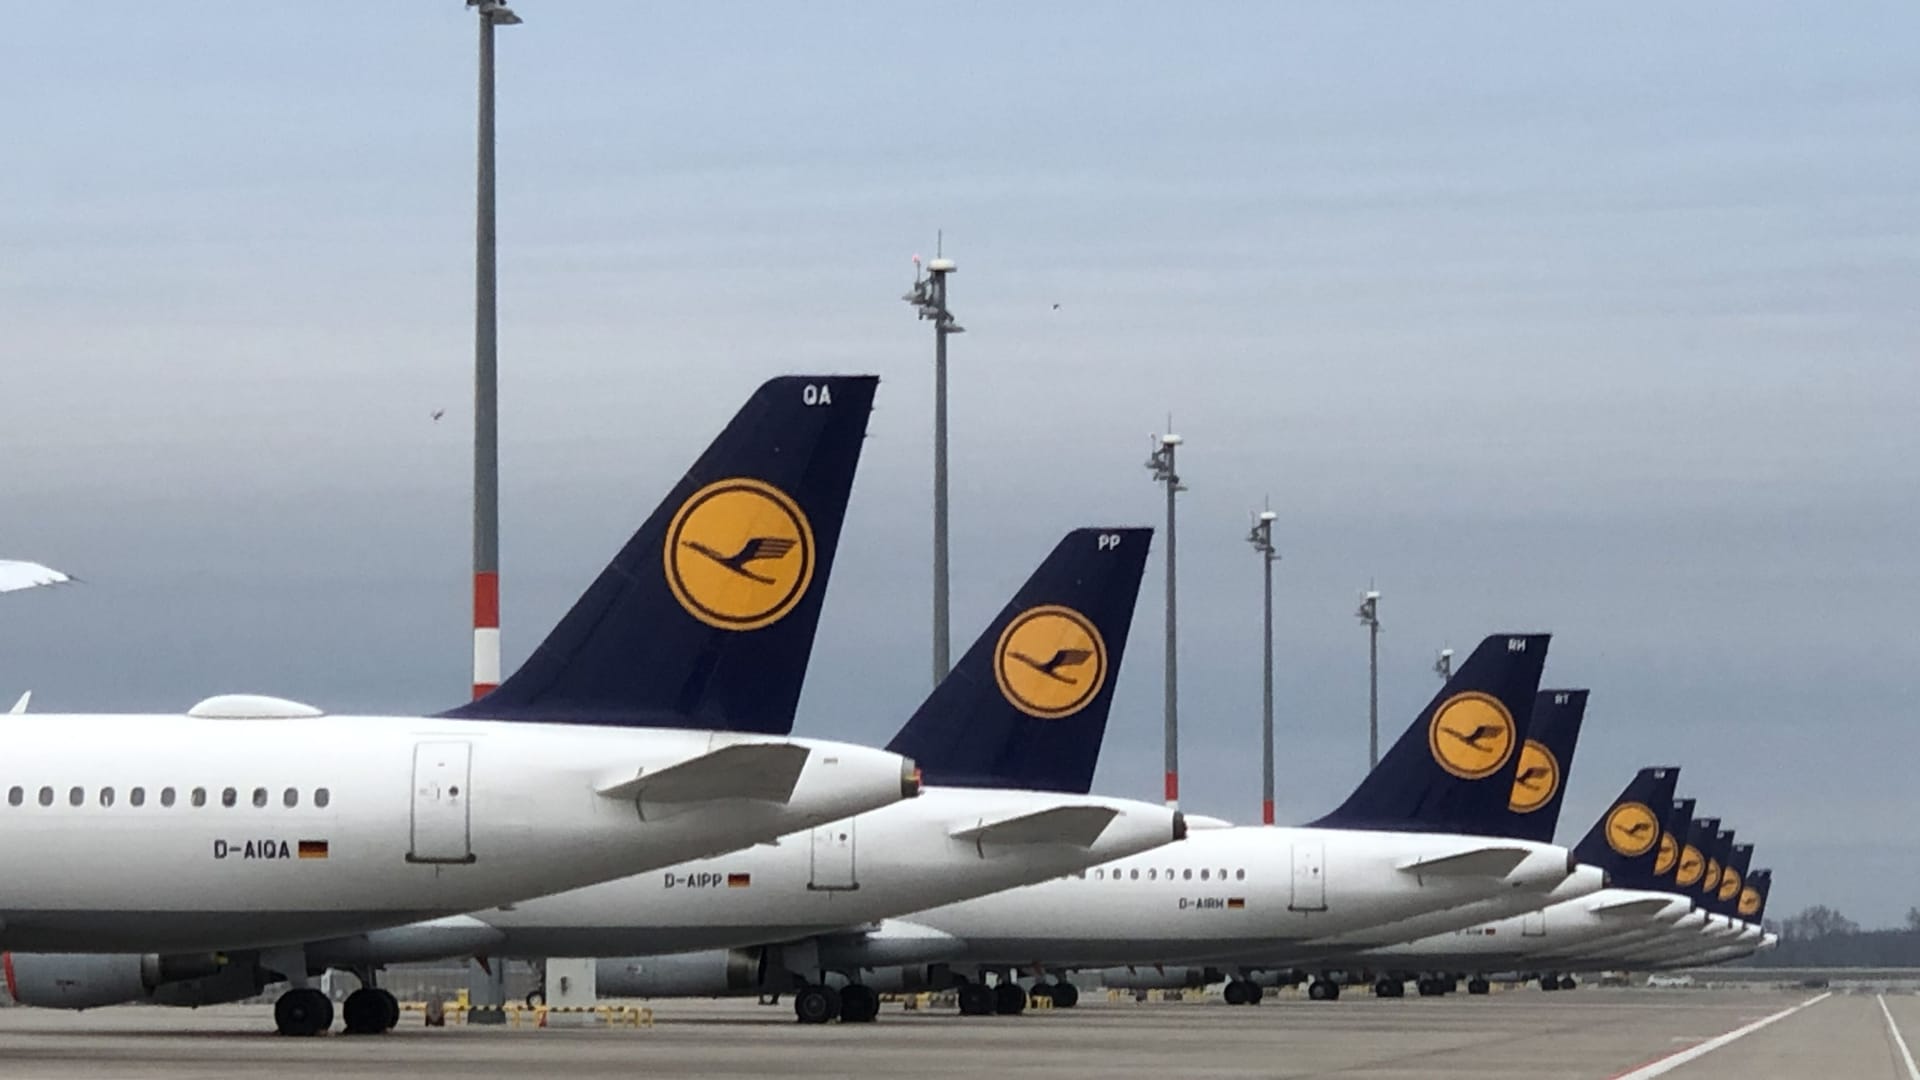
xmin=887 ymin=527 xmax=1152 ymax=794
xmin=1503 ymin=689 xmax=1588 ymax=843
xmin=1569 ymin=767 xmax=1681 ymax=889
xmin=444 ymin=375 xmax=877 ymax=732
xmin=1311 ymin=633 xmax=1549 ymax=835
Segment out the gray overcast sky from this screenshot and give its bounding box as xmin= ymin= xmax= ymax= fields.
xmin=4 ymin=3 xmax=1916 ymax=924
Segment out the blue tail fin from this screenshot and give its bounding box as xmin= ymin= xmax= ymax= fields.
xmin=1678 ymin=817 xmax=1720 ymax=895
xmin=443 ymin=375 xmax=878 ymax=731
xmin=1741 ymin=868 xmax=1772 ymax=923
xmin=1651 ymin=797 xmax=1696 ymax=887
xmin=1712 ymin=841 xmax=1754 ymax=917
xmin=1504 ymin=689 xmax=1588 ymax=842
xmin=1310 ymin=633 xmax=1550 ymax=834
xmin=1702 ymin=828 xmax=1735 ymax=902
xmin=886 ymin=527 xmax=1152 ymax=794
xmin=1568 ymin=767 xmax=1680 ymax=888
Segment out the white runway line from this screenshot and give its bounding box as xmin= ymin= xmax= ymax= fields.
xmin=1607 ymin=992 xmax=1832 ymax=1079
xmin=1879 ymin=994 xmax=1920 ymax=1080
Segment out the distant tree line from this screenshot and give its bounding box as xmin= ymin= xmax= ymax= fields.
xmin=1737 ymin=906 xmax=1920 ymax=967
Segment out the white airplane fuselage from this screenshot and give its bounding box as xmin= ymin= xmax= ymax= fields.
xmin=0 ymin=711 xmax=913 ymax=953
xmin=1334 ymin=888 xmax=1691 ymax=972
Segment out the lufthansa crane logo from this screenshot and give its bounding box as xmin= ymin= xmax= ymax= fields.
xmin=1702 ymin=858 xmax=1722 ymax=894
xmin=1738 ymin=886 xmax=1761 ymax=917
xmin=1604 ymin=802 xmax=1659 ymax=858
xmin=664 ymin=478 xmax=815 ymax=632
xmin=1676 ymin=844 xmax=1705 ymax=887
xmin=1507 ymin=739 xmax=1560 ymax=814
xmin=1718 ymin=866 xmax=1742 ymax=903
xmin=1654 ymin=830 xmax=1679 ymax=876
xmin=1427 ymin=692 xmax=1517 ymax=781
xmin=994 ymin=605 xmax=1107 ymax=720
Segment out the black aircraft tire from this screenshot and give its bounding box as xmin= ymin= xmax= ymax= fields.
xmin=839 ymin=985 xmax=879 ymax=1023
xmin=1467 ymin=979 xmax=1491 ymax=996
xmin=275 ymin=988 xmax=334 ymax=1037
xmin=1052 ymin=982 xmax=1079 ymax=1009
xmin=794 ymin=985 xmax=839 ymax=1024
xmin=993 ymin=982 xmax=1028 ymax=1015
xmin=957 ymin=983 xmax=996 ymax=1017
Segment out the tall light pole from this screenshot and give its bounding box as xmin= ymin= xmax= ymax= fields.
xmin=1356 ymin=589 xmax=1380 ymax=768
xmin=468 ymin=0 xmax=520 ymax=702
xmin=1434 ymin=647 xmax=1453 ymax=683
xmin=902 ymin=246 xmax=963 ymax=685
xmin=1145 ymin=431 xmax=1185 ymax=808
xmin=1246 ymin=508 xmax=1278 ymax=825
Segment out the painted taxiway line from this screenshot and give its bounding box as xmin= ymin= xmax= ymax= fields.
xmin=1879 ymin=994 xmax=1920 ymax=1080
xmin=1606 ymin=992 xmax=1832 ymax=1079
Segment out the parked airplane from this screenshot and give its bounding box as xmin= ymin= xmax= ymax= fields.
xmin=826 ymin=633 xmax=1601 ymax=1016
xmin=9 ymin=526 xmax=1187 ymax=1032
xmin=0 ymin=375 xmax=921 ymax=1035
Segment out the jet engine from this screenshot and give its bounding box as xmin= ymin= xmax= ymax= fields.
xmin=5 ymin=952 xmax=225 ymax=1009
xmin=595 ymin=949 xmax=767 ymax=998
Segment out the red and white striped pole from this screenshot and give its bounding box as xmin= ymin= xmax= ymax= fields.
xmin=470 ymin=0 xmax=517 ymax=700
xmin=473 ymin=571 xmax=499 ymax=699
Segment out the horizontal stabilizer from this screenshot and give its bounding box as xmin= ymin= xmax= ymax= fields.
xmin=598 ymin=742 xmax=810 ymax=805
xmin=950 ymin=805 xmax=1121 ymax=848
xmin=1590 ymin=897 xmax=1674 ymax=919
xmin=1396 ymin=845 xmax=1531 ymax=878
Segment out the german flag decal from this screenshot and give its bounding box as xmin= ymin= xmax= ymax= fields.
xmin=1226 ymin=897 xmax=1246 ymax=909
xmin=297 ymin=840 xmax=329 ymax=860
xmin=727 ymin=873 xmax=751 ymax=888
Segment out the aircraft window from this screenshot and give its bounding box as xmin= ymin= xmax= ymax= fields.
xmin=130 ymin=787 xmax=146 ymax=807
xmin=160 ymin=787 xmax=176 ymax=807
xmin=221 ymin=787 xmax=237 ymax=809
xmin=1148 ymin=869 xmax=1158 ymax=880
xmin=191 ymin=787 xmax=207 ymax=808
xmin=38 ymin=786 xmax=53 ymax=807
xmin=99 ymin=787 xmax=115 ymax=808
xmin=314 ymin=788 xmax=330 ymax=808
xmin=1164 ymin=868 xmax=1173 ymax=879
xmin=1219 ymin=869 xmax=1227 ymax=880
xmin=251 ymin=787 xmax=268 ymax=808
xmin=1183 ymin=869 xmax=1193 ymax=881
xmin=68 ymin=786 xmax=83 ymax=807
xmin=1235 ymin=869 xmax=1245 ymax=881
xmin=1094 ymin=869 xmax=1104 ymax=880
xmin=1201 ymin=869 xmax=1210 ymax=881
xmin=6 ymin=786 xmax=20 ymax=807
xmin=283 ymin=787 xmax=298 ymax=808
xmin=1129 ymin=869 xmax=1140 ymax=880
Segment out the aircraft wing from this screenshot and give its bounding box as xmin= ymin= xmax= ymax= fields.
xmin=1588 ymin=896 xmax=1675 ymax=918
xmin=597 ymin=743 xmax=810 ymax=805
xmin=1396 ymin=845 xmax=1531 ymax=878
xmin=0 ymin=561 xmax=71 ymax=594
xmin=949 ymin=805 xmax=1120 ymax=848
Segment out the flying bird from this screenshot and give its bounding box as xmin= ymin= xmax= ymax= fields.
xmin=1441 ymin=723 xmax=1506 ymax=750
xmin=431 ymin=409 xmax=445 ymax=422
xmin=1513 ymin=766 xmax=1552 ymax=789
xmin=681 ymin=537 xmax=798 ymax=584
xmin=1009 ymin=647 xmax=1094 ymax=684
xmin=1613 ymin=820 xmax=1654 ymax=838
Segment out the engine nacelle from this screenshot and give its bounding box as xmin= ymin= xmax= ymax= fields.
xmin=5 ymin=952 xmax=223 ymax=1010
xmin=596 ymin=950 xmax=766 ymax=998
xmin=836 ymin=964 xmax=951 ymax=994
xmin=149 ymin=962 xmax=269 ymax=1007
xmin=1086 ymin=964 xmax=1219 ymax=991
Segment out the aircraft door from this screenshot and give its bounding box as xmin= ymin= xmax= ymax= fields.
xmin=808 ymin=819 xmax=857 ymax=891
xmin=1288 ymin=841 xmax=1327 ymax=912
xmin=409 ymin=741 xmax=474 ymax=864
xmin=1521 ymin=909 xmax=1547 ymax=937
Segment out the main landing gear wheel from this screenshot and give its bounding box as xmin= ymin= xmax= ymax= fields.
xmin=1467 ymin=978 xmax=1491 ymax=996
xmin=1306 ymin=979 xmax=1341 ymax=1001
xmin=1539 ymin=976 xmax=1560 ymax=992
xmin=341 ymin=988 xmax=399 ymax=1035
xmin=1416 ymin=978 xmax=1443 ymax=997
xmin=1223 ymin=980 xmax=1263 ymax=1005
xmin=957 ymin=983 xmax=996 ymax=1017
xmin=1373 ymin=978 xmax=1403 ymax=998
xmin=838 ymin=985 xmax=880 ymax=1024
xmin=793 ymin=985 xmax=841 ymax=1024
xmin=1051 ymin=982 xmax=1079 ymax=1009
xmin=274 ymin=987 xmax=334 ymax=1037
xmin=526 ymin=988 xmax=546 ymax=1008
xmin=993 ymin=983 xmax=1028 ymax=1015
xmin=1556 ymin=975 xmax=1578 ymax=991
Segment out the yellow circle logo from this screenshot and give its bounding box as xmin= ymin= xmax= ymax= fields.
xmin=1507 ymin=739 xmax=1560 ymax=814
xmin=1718 ymin=866 xmax=1741 ymax=903
xmin=1427 ymin=692 xmax=1517 ymax=780
xmin=1702 ymin=859 xmax=1721 ymax=894
xmin=1676 ymin=844 xmax=1705 ymax=887
xmin=1604 ymin=802 xmax=1659 ymax=858
xmin=993 ymin=605 xmax=1107 ymax=720
xmin=1654 ymin=831 xmax=1679 ymax=876
xmin=1738 ymin=886 xmax=1761 ymax=917
xmin=663 ymin=478 xmax=815 ymax=632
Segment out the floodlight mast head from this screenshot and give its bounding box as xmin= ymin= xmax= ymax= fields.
xmin=1246 ymin=506 xmax=1277 ymax=559
xmin=1356 ymin=590 xmax=1380 ymax=627
xmin=1434 ymin=647 xmax=1454 ymax=682
xmin=470 ymin=0 xmax=523 ymax=25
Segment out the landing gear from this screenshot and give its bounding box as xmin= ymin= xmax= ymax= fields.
xmin=1373 ymin=978 xmax=1404 ymax=998
xmin=1223 ymin=979 xmax=1263 ymax=1005
xmin=526 ymin=988 xmax=546 ymax=1008
xmin=793 ymin=984 xmax=841 ymax=1024
xmin=1052 ymin=982 xmax=1079 ymax=1009
xmin=342 ymin=987 xmax=399 ymax=1035
xmin=1556 ymin=975 xmax=1577 ymax=991
xmin=838 ymin=984 xmax=880 ymax=1023
xmin=957 ymin=982 xmax=996 ymax=1017
xmin=1306 ymin=978 xmax=1341 ymax=1001
xmin=1467 ymin=978 xmax=1491 ymax=996
xmin=1539 ymin=975 xmax=1560 ymax=992
xmin=1416 ymin=978 xmax=1444 ymax=997
xmin=993 ymin=982 xmax=1028 ymax=1015
xmin=274 ymin=987 xmax=334 ymax=1036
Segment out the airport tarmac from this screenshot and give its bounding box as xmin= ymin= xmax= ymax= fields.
xmin=0 ymin=987 xmax=1905 ymax=1080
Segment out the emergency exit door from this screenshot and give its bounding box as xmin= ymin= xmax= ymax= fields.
xmin=409 ymin=741 xmax=474 ymax=864
xmin=1289 ymin=841 xmax=1327 ymax=911
xmin=1522 ymin=909 xmax=1547 ymax=937
xmin=808 ymin=820 xmax=857 ymax=890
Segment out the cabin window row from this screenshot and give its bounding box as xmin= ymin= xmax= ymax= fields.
xmin=1083 ymin=867 xmax=1247 ymax=882
xmin=5 ymin=785 xmax=331 ymax=810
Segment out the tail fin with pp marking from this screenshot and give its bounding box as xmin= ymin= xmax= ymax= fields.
xmin=1569 ymin=767 xmax=1680 ymax=889
xmin=1310 ymin=633 xmax=1549 ymax=835
xmin=1504 ymin=688 xmax=1587 ymax=843
xmin=886 ymin=527 xmax=1152 ymax=794
xmin=444 ymin=375 xmax=877 ymax=732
